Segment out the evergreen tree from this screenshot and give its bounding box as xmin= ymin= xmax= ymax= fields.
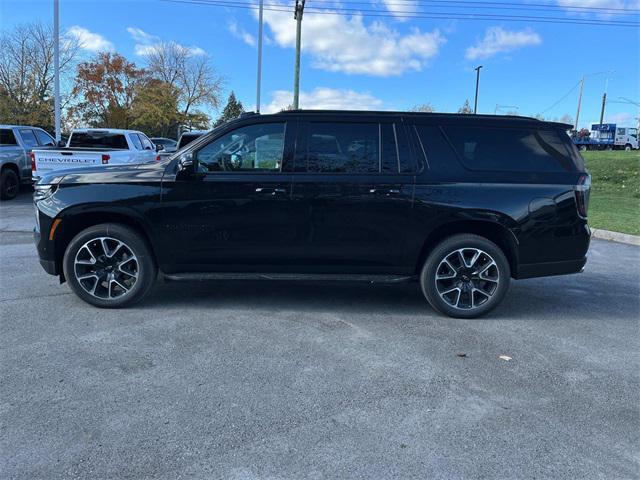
xmin=214 ymin=92 xmax=244 ymax=127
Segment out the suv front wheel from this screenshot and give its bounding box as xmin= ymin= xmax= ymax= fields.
xmin=421 ymin=234 xmax=510 ymax=318
xmin=63 ymin=223 xmax=157 ymax=308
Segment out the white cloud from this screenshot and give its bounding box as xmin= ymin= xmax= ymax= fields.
xmin=66 ymin=26 xmax=114 ymax=52
xmin=126 ymin=27 xmax=159 ymax=45
xmin=381 ymin=0 xmax=418 ymax=20
xmin=257 ymin=8 xmax=444 ymax=76
xmin=263 ymin=87 xmax=385 ymax=113
xmin=604 ymin=112 xmax=635 ymax=124
xmin=465 ymin=27 xmax=541 ymax=60
xmin=127 ymin=27 xmax=206 ymax=57
xmin=228 ymin=20 xmax=256 ymax=47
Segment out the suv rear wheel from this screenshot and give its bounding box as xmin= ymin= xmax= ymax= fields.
xmin=62 ymin=223 xmax=157 ymax=308
xmin=420 ymin=234 xmax=510 ymax=318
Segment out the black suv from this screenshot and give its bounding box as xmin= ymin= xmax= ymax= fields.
xmin=34 ymin=111 xmax=590 ymax=318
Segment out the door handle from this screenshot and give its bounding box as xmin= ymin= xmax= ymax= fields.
xmin=369 ymin=188 xmax=400 ymax=196
xmin=255 ymin=187 xmax=287 ymax=195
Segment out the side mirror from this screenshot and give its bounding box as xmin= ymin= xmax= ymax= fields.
xmin=177 ymin=153 xmax=195 ymax=176
xmin=155 ymin=144 xmax=165 ymax=152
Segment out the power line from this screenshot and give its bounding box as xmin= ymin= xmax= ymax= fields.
xmin=315 ymin=0 xmax=640 ymax=15
xmin=539 ymin=79 xmax=582 ymax=115
xmin=161 ymin=0 xmax=640 ymax=26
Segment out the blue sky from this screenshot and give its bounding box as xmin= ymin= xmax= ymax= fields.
xmin=1 ymin=0 xmax=639 ymax=128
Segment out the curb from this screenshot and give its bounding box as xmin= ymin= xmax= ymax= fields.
xmin=592 ymin=228 xmax=640 ymax=246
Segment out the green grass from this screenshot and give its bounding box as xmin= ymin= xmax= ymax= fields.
xmin=583 ymin=150 xmax=640 ymax=235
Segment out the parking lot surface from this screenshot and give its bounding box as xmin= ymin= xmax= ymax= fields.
xmin=1 ymin=191 xmax=639 ymax=479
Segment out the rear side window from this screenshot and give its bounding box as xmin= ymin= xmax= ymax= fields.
xmin=69 ymin=132 xmax=129 ymax=149
xmin=381 ymin=124 xmax=415 ymax=174
xmin=0 ymin=129 xmax=17 ymax=145
xmin=443 ymin=126 xmax=576 ymax=172
xmin=19 ymin=129 xmax=39 ymax=148
xmin=301 ymin=122 xmax=379 ymax=173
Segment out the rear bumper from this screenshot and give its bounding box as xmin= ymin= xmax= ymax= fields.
xmin=515 ymin=257 xmax=587 ymax=280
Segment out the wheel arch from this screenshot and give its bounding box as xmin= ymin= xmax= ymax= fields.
xmin=415 ymin=220 xmax=519 ymax=277
xmin=54 ymin=209 xmax=158 ymax=278
xmin=1 ymin=162 xmax=20 ymax=180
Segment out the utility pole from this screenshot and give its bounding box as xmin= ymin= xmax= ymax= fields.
xmin=53 ymin=0 xmax=61 ymax=142
xmin=293 ymin=0 xmax=305 ymax=110
xmin=574 ymin=76 xmax=584 ymax=131
xmin=255 ymin=0 xmax=264 ymax=113
xmin=473 ymin=65 xmax=483 ymax=114
xmin=599 ymin=76 xmax=610 ymax=125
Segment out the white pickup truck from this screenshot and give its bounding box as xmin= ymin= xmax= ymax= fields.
xmin=32 ymin=128 xmax=162 ymax=179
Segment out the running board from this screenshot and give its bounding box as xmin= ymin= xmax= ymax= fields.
xmin=163 ymin=272 xmax=416 ymax=283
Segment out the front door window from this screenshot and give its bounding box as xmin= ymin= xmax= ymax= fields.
xmin=195 ymin=123 xmax=285 ymax=173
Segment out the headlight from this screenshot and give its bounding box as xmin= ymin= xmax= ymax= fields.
xmin=33 ymin=184 xmax=56 ymax=202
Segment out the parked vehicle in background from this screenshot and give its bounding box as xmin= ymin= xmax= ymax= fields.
xmin=573 ymin=123 xmax=638 ymax=151
xmin=32 ymin=128 xmax=163 ymax=179
xmin=33 ymin=110 xmax=590 ymax=318
xmin=176 ymin=130 xmax=208 ymax=150
xmin=1 ymin=125 xmax=56 ymax=200
xmin=151 ymin=137 xmax=178 ymax=154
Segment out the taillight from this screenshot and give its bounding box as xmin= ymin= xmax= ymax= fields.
xmin=101 ymin=154 xmax=110 ymax=164
xmin=155 ymin=154 xmax=161 ymax=161
xmin=575 ymin=173 xmax=591 ymax=219
xmin=30 ymin=152 xmax=36 ymax=172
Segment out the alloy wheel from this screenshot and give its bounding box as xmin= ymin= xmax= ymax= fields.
xmin=435 ymin=248 xmax=500 ymax=310
xmin=73 ymin=237 xmax=139 ymax=300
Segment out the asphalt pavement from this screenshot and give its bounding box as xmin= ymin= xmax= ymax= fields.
xmin=1 ymin=191 xmax=639 ymax=479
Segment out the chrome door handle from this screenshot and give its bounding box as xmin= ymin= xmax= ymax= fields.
xmin=369 ymin=188 xmax=400 ymax=195
xmin=255 ymin=187 xmax=287 ymax=195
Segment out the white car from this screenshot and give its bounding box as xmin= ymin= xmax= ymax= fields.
xmin=150 ymin=137 xmax=178 ymax=154
xmin=32 ymin=128 xmax=162 ymax=179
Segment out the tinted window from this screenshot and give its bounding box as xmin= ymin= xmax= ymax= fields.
xmin=34 ymin=129 xmax=55 ymax=146
xmin=178 ymin=133 xmax=204 ymax=149
xmin=196 ymin=123 xmax=284 ymax=173
xmin=413 ymin=125 xmax=459 ymax=173
xmin=0 ymin=129 xmax=17 ymax=145
xmin=381 ymin=124 xmax=398 ymax=174
xmin=69 ymin=132 xmax=129 ymax=149
xmin=129 ymin=133 xmax=143 ymax=150
xmin=19 ymin=129 xmax=38 ymax=148
xmin=302 ymin=122 xmax=379 ymax=173
xmin=443 ymin=126 xmax=575 ymax=172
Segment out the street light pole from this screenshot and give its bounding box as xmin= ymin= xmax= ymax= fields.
xmin=293 ymin=0 xmax=305 ymax=110
xmin=473 ymin=65 xmax=483 ymax=114
xmin=53 ymin=0 xmax=61 ymax=142
xmin=255 ymin=0 xmax=264 ymax=113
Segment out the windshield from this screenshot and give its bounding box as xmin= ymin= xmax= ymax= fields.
xmin=153 ymin=138 xmax=176 ymax=146
xmin=69 ymin=132 xmax=128 ymax=149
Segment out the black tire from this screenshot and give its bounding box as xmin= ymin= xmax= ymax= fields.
xmin=62 ymin=223 xmax=157 ymax=308
xmin=420 ymin=234 xmax=511 ymax=319
xmin=625 ymin=144 xmax=632 ymax=151
xmin=0 ymin=168 xmax=19 ymax=200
